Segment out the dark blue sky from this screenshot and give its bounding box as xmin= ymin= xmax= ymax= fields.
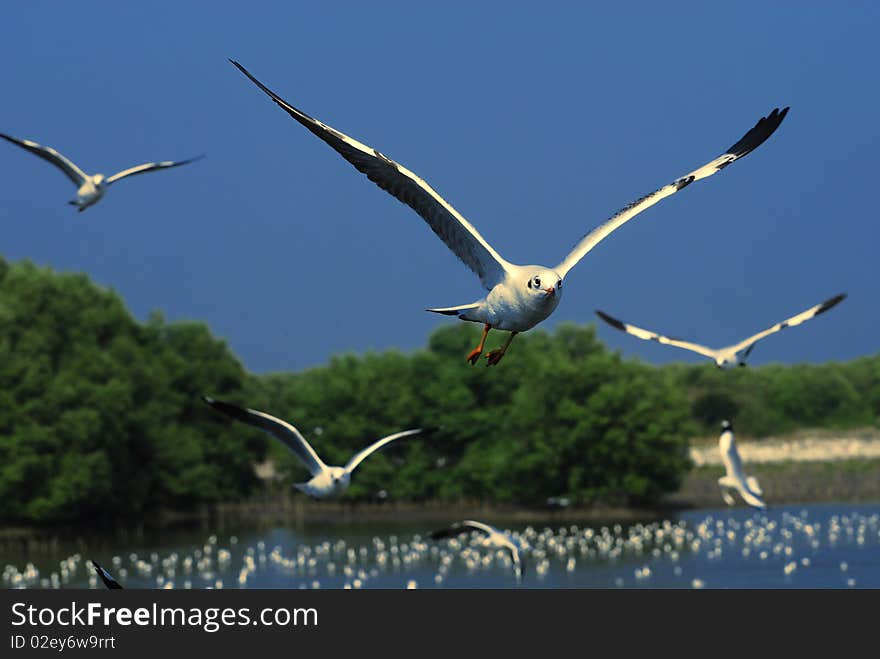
xmin=2 ymin=3 xmax=877 ymax=373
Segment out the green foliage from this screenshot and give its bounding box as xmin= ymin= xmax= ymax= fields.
xmin=2 ymin=255 xmax=877 ymax=523
xmin=0 ymin=258 xmax=266 ymax=523
xmin=671 ymin=357 xmax=880 ymax=437
xmin=252 ymin=323 xmax=694 ymax=506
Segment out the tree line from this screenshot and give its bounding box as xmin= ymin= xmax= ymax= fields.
xmin=0 ymin=257 xmax=876 ymax=524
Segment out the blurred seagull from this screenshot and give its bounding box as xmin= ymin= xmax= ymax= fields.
xmin=202 ymin=396 xmax=420 ymax=498
xmin=430 ymin=520 xmax=526 ymax=582
xmin=596 ymin=293 xmax=846 ymax=369
xmin=91 ymin=560 xmax=123 ymax=589
xmin=0 ymin=133 xmax=203 ymax=212
xmin=717 ymin=420 xmax=765 ymax=509
xmin=230 ymin=60 xmax=788 ymax=366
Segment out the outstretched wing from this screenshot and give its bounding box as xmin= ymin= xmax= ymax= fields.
xmin=91 ymin=560 xmax=123 ymax=589
xmin=429 ymin=519 xmax=495 ymax=540
xmin=344 ymin=429 xmax=421 ymax=474
xmin=730 ymin=293 xmax=846 ymax=355
xmin=106 ymin=154 xmax=204 ymax=185
xmin=231 ymin=60 xmax=512 ymax=290
xmin=506 ymin=544 xmax=525 ymax=581
xmin=596 ymin=310 xmax=718 ymax=359
xmin=556 ymin=108 xmax=789 ymax=278
xmin=737 ymin=485 xmax=766 ymax=509
xmin=746 ymin=475 xmax=763 ymax=497
xmin=202 ymin=396 xmax=326 ymax=476
xmin=0 ymin=133 xmax=88 ymax=187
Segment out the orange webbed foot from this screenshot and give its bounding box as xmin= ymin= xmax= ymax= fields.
xmin=484 ymin=349 xmax=506 ymax=366
xmin=466 ymin=347 xmax=483 ymax=365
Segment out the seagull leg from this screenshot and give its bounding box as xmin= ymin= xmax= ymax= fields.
xmin=466 ymin=323 xmax=491 ymax=365
xmin=485 ymin=331 xmax=517 ymax=366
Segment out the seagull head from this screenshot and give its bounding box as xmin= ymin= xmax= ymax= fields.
xmin=328 ymin=467 xmax=349 ymax=491
xmin=721 ymin=420 xmax=733 ymax=432
xmin=525 ymin=269 xmax=563 ymax=302
xmin=91 ymin=174 xmax=107 ymax=188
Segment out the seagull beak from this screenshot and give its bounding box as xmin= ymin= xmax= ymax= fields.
xmin=543 ymin=286 xmax=555 ymax=296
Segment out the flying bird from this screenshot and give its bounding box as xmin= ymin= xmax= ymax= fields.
xmin=202 ymin=396 xmax=420 ymax=498
xmin=717 ymin=420 xmax=765 ymax=509
xmin=430 ymin=520 xmax=526 ymax=582
xmin=596 ymin=293 xmax=845 ymax=368
xmin=231 ymin=59 xmax=788 ymax=365
xmin=91 ymin=560 xmax=123 ymax=589
xmin=0 ymin=133 xmax=203 ymax=212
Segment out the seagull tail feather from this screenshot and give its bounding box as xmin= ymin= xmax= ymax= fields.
xmin=426 ymin=302 xmax=480 ymax=317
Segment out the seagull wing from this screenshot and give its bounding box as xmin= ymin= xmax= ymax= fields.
xmin=555 ymin=108 xmax=789 ymax=278
xmin=429 ymin=519 xmax=495 ymax=540
xmin=105 ymin=154 xmax=204 ymax=185
xmin=344 ymin=428 xmax=421 ymax=474
xmin=91 ymin=560 xmax=123 ymax=589
xmin=506 ymin=544 xmax=525 ymax=580
xmin=202 ymin=396 xmax=326 ymax=476
xmin=738 ymin=485 xmax=766 ymax=509
xmin=0 ymin=133 xmax=89 ymax=187
xmin=730 ymin=294 xmax=846 ymax=356
xmin=596 ymin=310 xmax=718 ymax=359
xmin=746 ymin=475 xmax=763 ymax=497
xmin=231 ymin=60 xmax=512 ymax=290
xmin=460 ymin=520 xmax=498 ymax=535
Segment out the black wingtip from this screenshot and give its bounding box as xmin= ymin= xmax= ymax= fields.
xmin=428 ymin=525 xmax=462 ymax=541
xmin=91 ymin=560 xmax=123 ymax=589
xmin=595 ymin=310 xmax=627 ymax=332
xmin=725 ymin=106 xmax=790 ymax=159
xmin=816 ymin=293 xmax=846 ymax=316
xmin=202 ymin=397 xmax=253 ymax=424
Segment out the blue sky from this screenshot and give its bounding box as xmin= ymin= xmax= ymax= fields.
xmin=1 ymin=2 xmax=877 ymax=373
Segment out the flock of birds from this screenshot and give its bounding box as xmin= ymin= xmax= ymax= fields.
xmin=2 ymin=60 xmax=851 ymax=588
xmin=4 ymin=507 xmax=878 ymax=589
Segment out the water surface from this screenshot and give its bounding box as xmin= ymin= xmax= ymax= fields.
xmin=3 ymin=502 xmax=878 ymax=589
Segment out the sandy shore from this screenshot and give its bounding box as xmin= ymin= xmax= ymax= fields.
xmin=689 ymin=435 xmax=880 ymax=467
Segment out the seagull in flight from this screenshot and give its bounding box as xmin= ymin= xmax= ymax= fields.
xmin=202 ymin=396 xmax=420 ymax=498
xmin=0 ymin=133 xmax=203 ymax=212
xmin=429 ymin=520 xmax=526 ymax=582
xmin=90 ymin=560 xmax=124 ymax=589
xmin=596 ymin=293 xmax=845 ymax=368
xmin=717 ymin=420 xmax=765 ymax=509
xmin=231 ymin=60 xmax=788 ymax=365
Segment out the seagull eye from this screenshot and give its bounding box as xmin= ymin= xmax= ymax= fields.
xmin=534 ymin=277 xmax=541 ymax=288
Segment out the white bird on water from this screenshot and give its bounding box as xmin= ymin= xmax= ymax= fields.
xmin=717 ymin=420 xmax=765 ymax=509
xmin=202 ymin=397 xmax=420 ymax=498
xmin=429 ymin=520 xmax=526 ymax=582
xmin=596 ymin=293 xmax=845 ymax=369
xmin=0 ymin=133 xmax=203 ymax=212
xmin=230 ymin=60 xmax=788 ymax=366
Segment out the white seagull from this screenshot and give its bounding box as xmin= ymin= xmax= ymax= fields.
xmin=430 ymin=520 xmax=526 ymax=581
xmin=0 ymin=133 xmax=203 ymax=212
xmin=90 ymin=560 xmax=123 ymax=589
xmin=231 ymin=60 xmax=788 ymax=366
xmin=596 ymin=293 xmax=845 ymax=368
xmin=717 ymin=420 xmax=765 ymax=509
xmin=202 ymin=396 xmax=420 ymax=498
